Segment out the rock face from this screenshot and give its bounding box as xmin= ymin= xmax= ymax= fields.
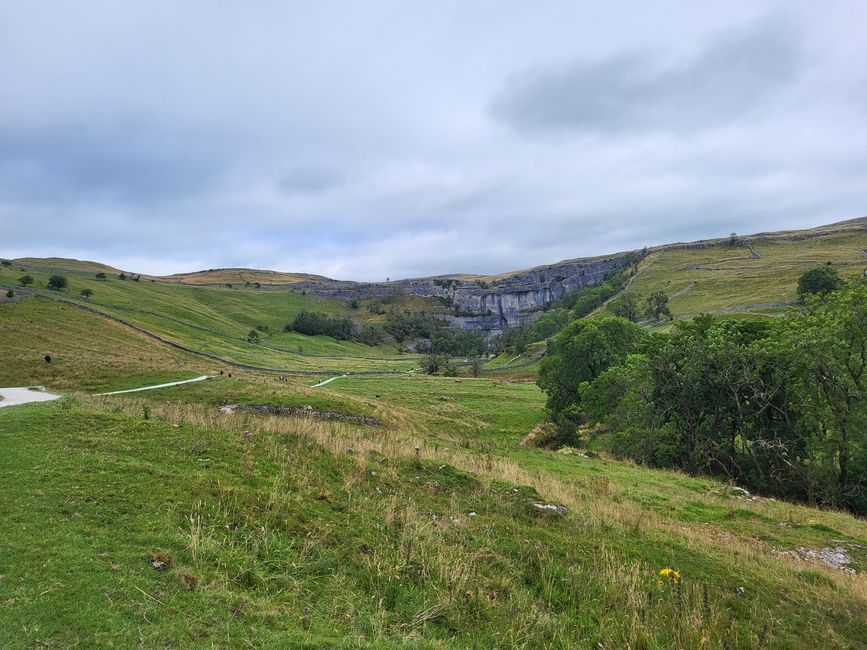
xmin=298 ymin=253 xmax=631 ymax=338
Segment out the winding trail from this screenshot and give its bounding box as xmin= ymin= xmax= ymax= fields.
xmin=310 ymin=375 xmax=347 ymax=388
xmin=0 ymin=387 xmax=61 ymax=408
xmin=93 ymin=375 xmax=210 ymax=396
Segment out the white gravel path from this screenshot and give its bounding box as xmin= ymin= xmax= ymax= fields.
xmin=93 ymin=375 xmax=210 ymax=396
xmin=0 ymin=387 xmax=62 ymax=408
xmin=311 ymin=374 xmax=347 ymax=388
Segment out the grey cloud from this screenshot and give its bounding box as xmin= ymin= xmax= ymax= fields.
xmin=278 ymin=167 xmax=343 ymax=194
xmin=490 ymin=18 xmax=801 ymax=134
xmin=0 ymin=119 xmax=232 ymax=203
xmin=1 ymin=3 xmax=866 ymax=281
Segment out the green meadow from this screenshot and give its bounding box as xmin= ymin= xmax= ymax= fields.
xmin=2 ymin=241 xmax=867 ymax=648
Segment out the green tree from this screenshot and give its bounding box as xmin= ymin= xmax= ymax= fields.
xmin=47 ymin=275 xmax=68 ymax=290
xmin=18 ymin=275 xmax=33 ymax=286
xmin=80 ymin=288 xmax=93 ymax=300
xmin=644 ymin=291 xmax=672 ymax=321
xmin=797 ymin=266 xmax=844 ymax=298
xmin=537 ymin=316 xmax=644 ymax=442
xmin=421 ymin=353 xmax=441 ymax=375
xmin=609 ymin=292 xmax=640 ymax=322
xmin=247 ymin=329 xmax=260 ymax=344
xmin=95 ymin=272 xmax=107 ymax=280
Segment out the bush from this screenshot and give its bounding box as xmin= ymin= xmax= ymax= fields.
xmin=286 ymin=310 xmax=354 ymax=340
xmin=5 ymin=289 xmax=13 ymax=298
xmin=47 ymin=275 xmax=68 ymax=290
xmin=797 ymin=266 xmax=844 ymax=298
xmin=80 ymin=288 xmax=93 ymax=299
xmin=95 ymin=272 xmax=106 ymax=280
xmin=18 ymin=275 xmax=33 ymax=287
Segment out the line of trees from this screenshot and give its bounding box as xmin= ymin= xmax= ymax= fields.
xmin=537 ymin=274 xmax=867 ymax=514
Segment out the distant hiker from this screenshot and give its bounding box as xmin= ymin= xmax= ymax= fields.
xmin=44 ymin=355 xmax=51 ymax=364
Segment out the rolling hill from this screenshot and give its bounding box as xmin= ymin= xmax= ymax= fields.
xmin=1 ymin=218 xmax=867 ymax=648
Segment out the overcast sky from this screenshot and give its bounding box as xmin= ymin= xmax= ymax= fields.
xmin=2 ymin=1 xmax=866 ymax=280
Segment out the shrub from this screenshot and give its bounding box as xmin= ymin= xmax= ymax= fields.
xmin=47 ymin=275 xmax=68 ymax=290
xmin=797 ymin=266 xmax=844 ymax=298
xmin=18 ymin=275 xmax=33 ymax=287
xmin=95 ymin=272 xmax=106 ymax=280
xmin=80 ymin=288 xmax=93 ymax=299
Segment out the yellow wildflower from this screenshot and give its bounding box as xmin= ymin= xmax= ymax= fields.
xmin=659 ymin=568 xmax=681 ymax=582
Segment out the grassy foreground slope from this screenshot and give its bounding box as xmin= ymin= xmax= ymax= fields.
xmin=1 ymin=395 xmax=866 ymax=648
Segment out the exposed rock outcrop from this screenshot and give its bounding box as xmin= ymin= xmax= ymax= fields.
xmin=298 ymin=254 xmax=630 ymax=338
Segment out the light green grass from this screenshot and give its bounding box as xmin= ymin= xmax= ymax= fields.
xmin=2 ymin=399 xmax=866 ymax=648
xmin=610 ymin=231 xmax=867 ymax=319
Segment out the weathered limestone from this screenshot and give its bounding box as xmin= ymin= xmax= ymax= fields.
xmin=297 ymin=253 xmax=630 ymax=338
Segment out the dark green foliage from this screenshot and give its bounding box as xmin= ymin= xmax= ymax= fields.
xmin=80 ymin=288 xmax=93 ymax=299
xmin=527 ymin=308 xmax=571 ymax=340
xmin=5 ymin=289 xmax=13 ymax=298
xmin=609 ymin=292 xmax=640 ymax=322
xmin=383 ymin=310 xmax=440 ymax=342
xmin=491 ymin=324 xmax=529 ymax=354
xmin=47 ymin=275 xmax=68 ymax=290
xmin=433 ymin=278 xmax=459 ymax=290
xmin=537 ymin=317 xmax=645 ymax=444
xmin=421 ymin=353 xmax=441 ymax=374
xmin=247 ymin=329 xmax=260 ymax=343
xmin=18 ymin=274 xmax=33 ymax=286
xmin=118 ymin=272 xmax=127 ymax=280
xmin=797 ymin=266 xmax=844 ymax=298
xmin=0 ymin=260 xmax=10 ymax=266
xmin=554 ymin=259 xmax=637 ymax=320
xmin=95 ymin=272 xmax=107 ymax=280
xmin=286 ymin=310 xmax=354 ymax=340
xmin=576 ymin=281 xmax=867 ymax=514
xmin=643 ymin=291 xmax=672 ymax=321
xmin=430 ymin=328 xmax=486 ymax=357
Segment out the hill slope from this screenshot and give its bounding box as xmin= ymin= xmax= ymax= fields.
xmin=2 ymin=219 xmax=867 ymax=647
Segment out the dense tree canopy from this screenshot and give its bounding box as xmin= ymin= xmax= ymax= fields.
xmin=797 ymin=266 xmax=844 ymax=297
xmin=552 ymin=281 xmax=867 ymax=514
xmin=537 ymin=316 xmax=644 ymax=441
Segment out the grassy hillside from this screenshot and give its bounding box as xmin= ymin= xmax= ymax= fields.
xmin=2 ymin=224 xmax=867 ymax=647
xmin=608 ymin=226 xmax=867 ymax=321
xmin=1 ymin=383 xmax=865 ymax=648
xmin=0 ymin=264 xmax=424 ymax=374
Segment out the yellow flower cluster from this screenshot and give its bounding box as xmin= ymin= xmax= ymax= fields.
xmin=659 ymin=568 xmax=681 ymax=582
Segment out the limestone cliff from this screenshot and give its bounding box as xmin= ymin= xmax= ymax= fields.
xmin=297 ymin=253 xmax=630 ymax=338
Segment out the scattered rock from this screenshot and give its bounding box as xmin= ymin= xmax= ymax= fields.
xmin=774 ymin=546 xmax=857 ymax=574
xmin=532 ymin=502 xmax=567 ymax=514
xmin=735 ymin=587 xmax=746 ymax=597
xmin=468 ymin=511 xmax=478 ymax=517
xmin=437 ymin=396 xmax=448 ymax=402
xmin=344 ymin=447 xmax=354 ymax=454
xmin=225 ymin=403 xmax=379 ymax=426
